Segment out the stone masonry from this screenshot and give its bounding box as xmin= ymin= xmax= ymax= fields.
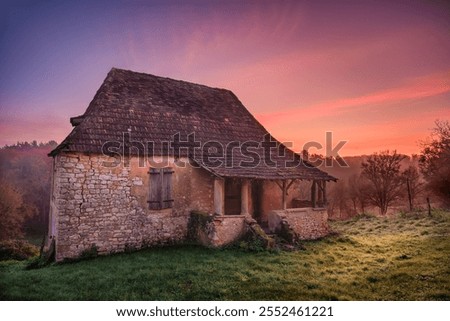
xmin=49 ymin=153 xmax=214 ymax=261
xmin=49 ymin=152 xmax=331 ymax=261
xmin=268 ymin=208 xmax=329 ymax=240
xmin=194 ymin=215 xmax=247 ymax=247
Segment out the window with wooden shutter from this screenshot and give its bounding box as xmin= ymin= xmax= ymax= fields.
xmin=148 ymin=168 xmax=174 ymax=210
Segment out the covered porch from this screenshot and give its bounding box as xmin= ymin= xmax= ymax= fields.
xmin=212 ymin=176 xmax=330 ymax=218
xmin=203 ymin=176 xmax=333 ymax=244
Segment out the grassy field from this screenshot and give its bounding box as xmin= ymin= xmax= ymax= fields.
xmin=1 ymin=210 xmax=449 ymax=300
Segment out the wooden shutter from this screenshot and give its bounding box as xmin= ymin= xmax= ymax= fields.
xmin=148 ymin=168 xmax=162 ymax=210
xmin=148 ymin=168 xmax=174 ymax=209
xmin=162 ymin=168 xmax=174 ymax=208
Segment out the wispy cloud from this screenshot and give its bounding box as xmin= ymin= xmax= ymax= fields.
xmin=254 ymin=71 xmax=450 ymax=124
xmin=1 ymin=1 xmax=449 ymax=155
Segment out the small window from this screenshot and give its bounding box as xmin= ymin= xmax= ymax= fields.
xmin=148 ymin=168 xmax=174 ymax=210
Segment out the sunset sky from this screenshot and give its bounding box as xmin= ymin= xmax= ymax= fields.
xmin=1 ymin=0 xmax=449 ymax=156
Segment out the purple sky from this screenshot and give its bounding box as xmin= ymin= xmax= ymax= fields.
xmin=1 ymin=0 xmax=449 ymax=155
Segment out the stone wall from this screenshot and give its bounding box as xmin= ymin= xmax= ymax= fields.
xmin=208 ymin=215 xmax=247 ymax=247
xmin=268 ymin=207 xmax=329 ymax=240
xmin=49 ymin=153 xmax=215 ymax=261
xmin=192 ymin=213 xmax=247 ymax=247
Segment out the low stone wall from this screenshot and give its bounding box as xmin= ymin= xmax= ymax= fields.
xmin=210 ymin=215 xmax=246 ymax=246
xmin=268 ymin=207 xmax=329 ymax=240
xmin=192 ymin=214 xmax=247 ymax=247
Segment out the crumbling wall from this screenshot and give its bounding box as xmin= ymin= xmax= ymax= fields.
xmin=190 ymin=213 xmax=247 ymax=247
xmin=189 ymin=213 xmax=273 ymax=249
xmin=209 ymin=215 xmax=246 ymax=246
xmin=268 ymin=207 xmax=329 ymax=240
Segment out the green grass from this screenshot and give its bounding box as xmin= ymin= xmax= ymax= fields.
xmin=1 ymin=210 xmax=449 ymax=300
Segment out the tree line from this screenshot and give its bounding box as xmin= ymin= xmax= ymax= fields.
xmin=0 ymin=141 xmax=57 ymax=241
xmin=327 ymin=120 xmax=450 ymax=217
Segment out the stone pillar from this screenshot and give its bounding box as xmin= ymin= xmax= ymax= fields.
xmin=241 ymin=179 xmax=249 ymax=215
xmin=214 ymin=178 xmax=224 ymax=215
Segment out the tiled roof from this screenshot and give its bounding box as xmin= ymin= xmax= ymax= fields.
xmin=51 ymin=68 xmax=335 ymax=181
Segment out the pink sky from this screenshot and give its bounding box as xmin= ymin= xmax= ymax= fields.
xmin=0 ymin=0 xmax=449 ymax=156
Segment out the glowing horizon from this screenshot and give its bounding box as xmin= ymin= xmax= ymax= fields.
xmin=1 ymin=0 xmax=449 ymax=156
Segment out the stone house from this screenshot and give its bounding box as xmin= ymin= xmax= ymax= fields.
xmin=48 ymin=68 xmax=335 ymax=261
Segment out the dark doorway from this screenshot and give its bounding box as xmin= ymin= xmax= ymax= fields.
xmin=224 ymin=178 xmax=241 ymax=215
xmin=251 ymin=179 xmax=264 ymax=223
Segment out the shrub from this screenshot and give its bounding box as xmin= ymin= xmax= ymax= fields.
xmin=187 ymin=211 xmax=215 ymax=243
xmin=26 ymin=239 xmax=55 ymax=269
xmin=0 ymin=239 xmax=39 ymax=261
xmin=233 ymin=220 xmax=275 ymax=252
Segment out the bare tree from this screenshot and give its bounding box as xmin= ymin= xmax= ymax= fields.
xmin=361 ymin=150 xmax=406 ymax=215
xmin=347 ymin=174 xmax=370 ymax=214
xmin=0 ymin=141 xmax=54 ymax=238
xmin=419 ymin=120 xmax=450 ymax=207
xmin=0 ymin=181 xmax=33 ymax=240
xmin=328 ymin=180 xmax=352 ymax=219
xmin=402 ymin=165 xmax=424 ymax=211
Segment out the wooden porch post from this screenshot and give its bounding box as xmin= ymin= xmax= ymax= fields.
xmin=311 ymin=180 xmax=317 ymax=208
xmin=317 ymin=180 xmax=323 ymax=207
xmin=323 ymin=181 xmax=327 ymax=206
xmin=276 ymin=179 xmax=295 ymax=210
xmin=214 ymin=178 xmax=224 ymax=215
xmin=241 ymin=179 xmax=249 ymax=215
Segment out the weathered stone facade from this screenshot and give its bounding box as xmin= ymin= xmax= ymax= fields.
xmin=268 ymin=208 xmax=329 ymax=240
xmin=49 ymin=152 xmax=331 ymax=261
xmin=49 ymin=153 xmax=214 ymax=261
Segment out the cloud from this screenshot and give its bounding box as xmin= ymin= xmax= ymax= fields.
xmin=270 ymin=102 xmax=449 ymax=156
xmin=254 ymin=71 xmax=450 ymax=124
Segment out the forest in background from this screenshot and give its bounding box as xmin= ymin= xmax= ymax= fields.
xmin=320 ymin=154 xmax=424 ymax=219
xmin=0 ymin=141 xmax=56 ymax=243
